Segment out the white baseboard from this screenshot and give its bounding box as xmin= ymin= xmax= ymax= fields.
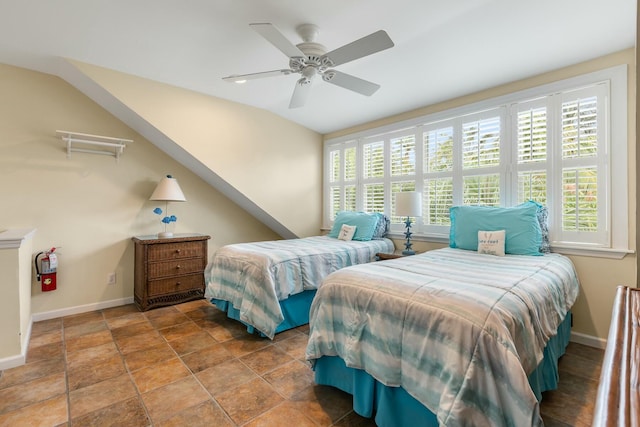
xmin=0 ymin=297 xmax=134 ymax=370
xmin=570 ymin=331 xmax=607 ymax=349
xmin=31 ymin=297 xmax=135 ymax=322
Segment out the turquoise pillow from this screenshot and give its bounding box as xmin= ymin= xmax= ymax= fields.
xmin=449 ymin=203 xmax=543 ymax=256
xmin=328 ymin=211 xmax=380 ymax=241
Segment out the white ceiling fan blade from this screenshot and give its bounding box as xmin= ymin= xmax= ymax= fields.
xmin=323 ymin=70 xmax=380 ymax=96
xmin=222 ymin=69 xmax=293 ymax=82
xmin=289 ymin=80 xmax=312 ymax=109
xmin=323 ymin=30 xmax=394 ymax=67
xmin=250 ymin=23 xmax=306 ymax=59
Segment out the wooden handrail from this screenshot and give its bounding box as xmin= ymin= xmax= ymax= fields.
xmin=593 ymin=285 xmax=640 ymax=426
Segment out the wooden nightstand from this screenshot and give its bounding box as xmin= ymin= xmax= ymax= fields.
xmin=132 ymin=234 xmax=210 ymax=311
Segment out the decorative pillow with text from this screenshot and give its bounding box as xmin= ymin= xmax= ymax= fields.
xmin=477 ymin=230 xmax=506 ymax=256
xmin=338 ymin=224 xmax=357 ymax=241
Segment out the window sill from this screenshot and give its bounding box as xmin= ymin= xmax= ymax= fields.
xmin=387 ymin=232 xmax=634 ymax=259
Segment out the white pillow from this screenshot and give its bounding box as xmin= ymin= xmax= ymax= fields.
xmin=477 ymin=230 xmax=506 ymax=256
xmin=338 ymin=224 xmax=357 ymax=241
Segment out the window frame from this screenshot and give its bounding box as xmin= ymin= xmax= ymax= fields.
xmin=323 ymin=65 xmax=629 ymax=258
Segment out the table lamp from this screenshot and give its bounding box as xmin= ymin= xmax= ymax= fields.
xmin=395 ymin=191 xmax=422 ymax=255
xmin=150 ymin=174 xmax=186 ymax=238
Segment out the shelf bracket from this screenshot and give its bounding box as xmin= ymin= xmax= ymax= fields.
xmin=56 ymin=130 xmax=133 ymax=161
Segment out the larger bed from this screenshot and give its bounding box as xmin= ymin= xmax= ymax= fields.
xmin=204 ymin=234 xmax=394 ymax=338
xmin=305 ymin=246 xmax=579 ymax=426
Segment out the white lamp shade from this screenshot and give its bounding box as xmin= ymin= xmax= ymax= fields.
xmin=395 ymin=191 xmax=422 ymax=217
xmin=149 ymin=175 xmax=186 ymax=202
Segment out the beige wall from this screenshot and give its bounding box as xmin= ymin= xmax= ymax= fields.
xmin=0 ymin=63 xmax=289 ymax=316
xmin=65 ymin=60 xmax=323 ymax=238
xmin=327 ymin=49 xmax=637 ymax=344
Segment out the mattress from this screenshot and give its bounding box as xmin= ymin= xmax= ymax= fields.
xmin=306 ymin=247 xmax=580 ymax=426
xmin=204 ymin=235 xmax=394 ymax=338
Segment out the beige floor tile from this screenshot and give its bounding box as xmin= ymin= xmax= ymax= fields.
xmin=110 ymin=319 xmax=155 ymax=339
xmin=180 ymin=342 xmax=234 ymax=373
xmin=66 ymin=342 xmax=119 ymax=369
xmin=274 ymin=333 xmax=310 ymax=360
xmin=131 ymin=357 xmax=191 ymax=393
xmin=123 ymin=342 xmax=176 ymax=372
xmin=145 ymin=308 xmax=191 ymax=330
xmin=31 ymin=318 xmax=63 ymax=337
xmin=0 ymin=394 xmax=67 ymax=427
xmin=288 ymin=384 xmax=354 ymax=427
xmin=222 ymin=334 xmax=271 ymax=358
xmin=196 ymin=359 xmax=259 ymax=396
xmin=29 ymin=329 xmax=62 ymax=348
xmin=63 ymin=311 xmax=104 ymax=328
xmin=141 ymin=376 xmax=210 ymax=423
xmin=215 ymin=377 xmax=284 ymax=425
xmin=0 ymin=372 xmax=66 ymax=414
xmin=0 ymin=358 xmax=65 ymax=390
xmin=244 ymin=401 xmax=318 ymax=427
xmin=68 ymin=353 xmax=127 ymax=391
xmin=240 ymin=345 xmax=293 ymax=375
xmin=156 ymin=400 xmax=235 ymax=427
xmin=26 ymin=341 xmax=64 ymax=363
xmin=70 ymin=396 xmax=149 ymax=427
xmin=65 ymin=329 xmax=113 ymax=354
xmin=114 ymin=330 xmax=164 ymax=354
xmin=168 ymin=330 xmax=217 ymax=355
xmin=105 ymin=312 xmax=147 ymax=330
xmin=63 ymin=319 xmax=107 ymax=339
xmin=101 ymin=304 xmax=141 ymax=319
xmin=262 ymin=360 xmax=316 ymax=399
xmin=68 ymin=374 xmax=137 ymax=419
xmin=158 ymin=320 xmax=202 ymax=341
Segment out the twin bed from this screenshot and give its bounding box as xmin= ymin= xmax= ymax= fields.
xmin=204 ymin=203 xmax=580 ymax=426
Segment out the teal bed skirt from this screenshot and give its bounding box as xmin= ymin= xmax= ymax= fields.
xmin=313 ymin=313 xmax=572 ymax=427
xmin=210 ymin=289 xmax=317 ymax=336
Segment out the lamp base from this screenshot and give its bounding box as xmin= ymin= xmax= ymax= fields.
xmin=157 ymin=231 xmax=174 ymax=238
xmin=402 ymin=249 xmax=416 ymax=256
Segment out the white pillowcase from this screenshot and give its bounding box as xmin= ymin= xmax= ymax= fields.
xmin=338 ymin=224 xmax=357 ymax=241
xmin=477 ymin=230 xmax=506 ymax=256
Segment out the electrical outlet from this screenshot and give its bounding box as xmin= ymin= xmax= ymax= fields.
xmin=107 ymin=272 xmax=116 ymax=285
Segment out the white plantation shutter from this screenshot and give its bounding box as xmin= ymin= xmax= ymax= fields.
xmin=363 ymin=140 xmax=384 ymax=179
xmin=364 ymin=183 xmax=385 ymax=213
xmin=462 ymin=116 xmax=501 ymax=169
xmin=513 ymin=98 xmax=550 ymax=206
xmin=324 ymin=66 xmax=626 ymax=253
xmin=390 ymin=135 xmax=416 ymax=177
xmin=424 ymin=178 xmax=453 ymax=225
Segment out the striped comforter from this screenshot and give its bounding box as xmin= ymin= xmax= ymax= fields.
xmin=204 ymin=236 xmax=394 ymax=339
xmin=305 ymin=248 xmax=579 ymax=426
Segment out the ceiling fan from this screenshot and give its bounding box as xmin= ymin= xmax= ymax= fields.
xmin=223 ymin=23 xmax=394 ymax=108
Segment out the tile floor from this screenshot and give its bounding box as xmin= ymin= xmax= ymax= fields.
xmin=0 ymin=299 xmax=604 ymax=426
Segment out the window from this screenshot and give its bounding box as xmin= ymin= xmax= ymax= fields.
xmin=323 ymin=65 xmax=628 ymax=256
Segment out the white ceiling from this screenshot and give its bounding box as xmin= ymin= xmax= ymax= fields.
xmin=0 ymin=0 xmax=635 ymax=134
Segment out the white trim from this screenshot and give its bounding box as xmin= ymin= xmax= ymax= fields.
xmin=31 ymin=297 xmax=134 ymax=322
xmin=571 ymin=331 xmax=607 ymax=350
xmin=0 ymin=228 xmax=37 ymax=249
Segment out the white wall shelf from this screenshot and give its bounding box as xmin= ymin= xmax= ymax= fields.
xmin=56 ymin=130 xmax=133 ymax=161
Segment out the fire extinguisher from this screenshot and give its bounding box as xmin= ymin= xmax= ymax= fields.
xmin=35 ymin=247 xmax=58 ymax=292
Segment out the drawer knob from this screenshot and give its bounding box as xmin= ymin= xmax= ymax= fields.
xmin=175 ymin=249 xmax=181 ymax=254
xmin=176 ymin=265 xmax=181 ymax=269
xmin=175 ymin=282 xmax=181 ymax=287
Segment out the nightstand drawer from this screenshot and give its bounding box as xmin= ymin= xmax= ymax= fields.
xmin=147 ymin=274 xmax=203 ymax=297
xmin=148 ymin=258 xmax=204 ymax=279
xmin=147 ymin=242 xmax=204 ymax=261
